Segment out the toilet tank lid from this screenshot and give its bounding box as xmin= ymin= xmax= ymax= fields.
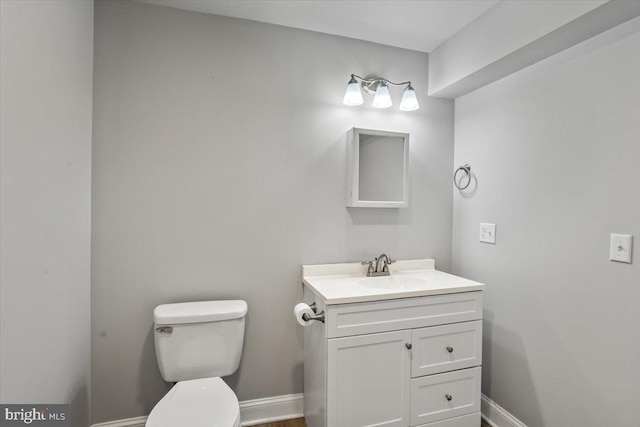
xmin=154 ymin=300 xmax=248 ymax=325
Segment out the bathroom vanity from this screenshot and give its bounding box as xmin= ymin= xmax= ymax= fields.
xmin=301 ymin=259 xmax=484 ymax=427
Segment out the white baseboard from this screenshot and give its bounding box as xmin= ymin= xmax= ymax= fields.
xmin=90 ymin=393 xmax=304 ymax=427
xmin=92 ymin=392 xmax=525 ymax=427
xmin=240 ymin=393 xmax=304 ymax=426
xmin=481 ymin=393 xmax=527 ymax=427
xmin=91 ymin=416 xmax=147 ymax=427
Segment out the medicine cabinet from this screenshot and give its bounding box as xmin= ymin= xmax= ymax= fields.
xmin=346 ymin=128 xmax=409 ymax=208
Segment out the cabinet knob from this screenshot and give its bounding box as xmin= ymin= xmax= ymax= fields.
xmin=445 ymin=394 xmax=453 ymax=401
xmin=405 ymin=343 xmax=412 ymax=350
xmin=446 ymin=346 xmax=454 ymax=353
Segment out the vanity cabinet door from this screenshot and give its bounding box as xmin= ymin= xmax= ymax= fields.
xmin=327 ymin=330 xmax=412 ymax=427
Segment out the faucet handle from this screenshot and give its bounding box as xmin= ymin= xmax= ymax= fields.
xmin=361 ymin=261 xmax=375 ymax=275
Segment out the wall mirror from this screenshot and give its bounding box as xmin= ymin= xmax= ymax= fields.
xmin=346 ymin=128 xmax=409 ymax=208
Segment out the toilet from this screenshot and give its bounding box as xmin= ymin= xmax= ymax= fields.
xmin=146 ymin=300 xmax=248 ymax=427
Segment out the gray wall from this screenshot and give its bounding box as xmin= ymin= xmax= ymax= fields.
xmin=452 ymin=23 xmax=640 ymax=427
xmin=0 ymin=1 xmax=93 ymax=426
xmin=91 ymin=1 xmax=454 ymax=423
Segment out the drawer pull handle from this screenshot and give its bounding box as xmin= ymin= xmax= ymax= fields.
xmin=446 ymin=346 xmax=454 ymax=353
xmin=445 ymin=394 xmax=453 ymax=401
xmin=405 ymin=343 xmax=412 ymax=350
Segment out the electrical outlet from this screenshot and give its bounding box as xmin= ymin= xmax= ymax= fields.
xmin=480 ymin=223 xmax=496 ymax=244
xmin=610 ymin=234 xmax=633 ymax=263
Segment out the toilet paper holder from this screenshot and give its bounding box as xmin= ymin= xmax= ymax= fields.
xmin=303 ymin=302 xmax=325 ymax=323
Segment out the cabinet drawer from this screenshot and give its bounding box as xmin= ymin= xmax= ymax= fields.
xmin=410 ymin=367 xmax=481 ymax=426
xmin=327 ymin=292 xmax=482 ymax=338
xmin=412 ymin=320 xmax=482 ymax=377
xmin=413 ymin=412 xmax=480 ymax=427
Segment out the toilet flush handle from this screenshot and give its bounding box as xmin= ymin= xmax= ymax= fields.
xmin=156 ymin=326 xmax=173 ymax=334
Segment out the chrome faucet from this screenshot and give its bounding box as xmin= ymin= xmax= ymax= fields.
xmin=362 ymin=253 xmax=395 ymax=277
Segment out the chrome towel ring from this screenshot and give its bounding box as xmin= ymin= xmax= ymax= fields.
xmin=454 ymin=164 xmax=472 ymax=190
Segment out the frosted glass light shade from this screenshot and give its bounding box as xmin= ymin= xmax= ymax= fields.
xmin=343 ymin=78 xmax=364 ymax=106
xmin=372 ymin=83 xmax=392 ymax=109
xmin=399 ymin=85 xmax=419 ymax=111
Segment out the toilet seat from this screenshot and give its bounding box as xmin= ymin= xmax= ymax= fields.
xmin=146 ymin=377 xmax=240 ymax=427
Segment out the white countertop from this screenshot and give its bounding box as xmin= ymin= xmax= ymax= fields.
xmin=302 ymin=259 xmax=484 ymax=304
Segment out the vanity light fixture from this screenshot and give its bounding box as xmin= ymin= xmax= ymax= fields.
xmin=371 ymin=81 xmax=392 ymax=109
xmin=342 ymin=74 xmax=420 ymax=111
xmin=343 ymin=76 xmax=364 ymax=106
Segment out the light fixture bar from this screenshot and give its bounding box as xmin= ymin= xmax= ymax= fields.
xmin=351 ymin=74 xmax=412 ymax=87
xmin=343 ymin=74 xmax=419 ymax=111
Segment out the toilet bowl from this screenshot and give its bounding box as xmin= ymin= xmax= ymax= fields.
xmin=146 ymin=378 xmax=240 ymax=427
xmin=146 ymin=300 xmax=247 ymax=427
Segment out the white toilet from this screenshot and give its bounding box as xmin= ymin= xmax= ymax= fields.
xmin=146 ymin=300 xmax=248 ymax=427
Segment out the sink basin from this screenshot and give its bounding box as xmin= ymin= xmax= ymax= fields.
xmin=302 ymin=259 xmax=485 ymax=304
xmin=358 ymin=276 xmax=427 ymax=290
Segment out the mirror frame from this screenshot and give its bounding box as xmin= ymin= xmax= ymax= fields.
xmin=346 ymin=127 xmax=410 ymax=208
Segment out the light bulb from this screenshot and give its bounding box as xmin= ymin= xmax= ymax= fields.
xmin=399 ymin=84 xmax=419 ymax=111
xmin=372 ymin=81 xmax=392 ymax=109
xmin=343 ymin=76 xmax=363 ymax=106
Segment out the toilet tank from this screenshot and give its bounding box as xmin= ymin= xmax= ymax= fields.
xmin=153 ymin=300 xmax=248 ymax=382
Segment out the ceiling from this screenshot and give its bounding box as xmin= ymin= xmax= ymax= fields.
xmin=135 ymin=0 xmax=499 ymax=53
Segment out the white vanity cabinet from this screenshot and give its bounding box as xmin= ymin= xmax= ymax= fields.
xmin=301 ymin=260 xmax=484 ymax=427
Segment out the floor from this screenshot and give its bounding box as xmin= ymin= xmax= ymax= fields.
xmin=252 ymin=418 xmax=492 ymax=427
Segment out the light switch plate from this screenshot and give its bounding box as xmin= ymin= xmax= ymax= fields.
xmin=480 ymin=223 xmax=496 ymax=244
xmin=610 ymin=234 xmax=633 ymax=263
